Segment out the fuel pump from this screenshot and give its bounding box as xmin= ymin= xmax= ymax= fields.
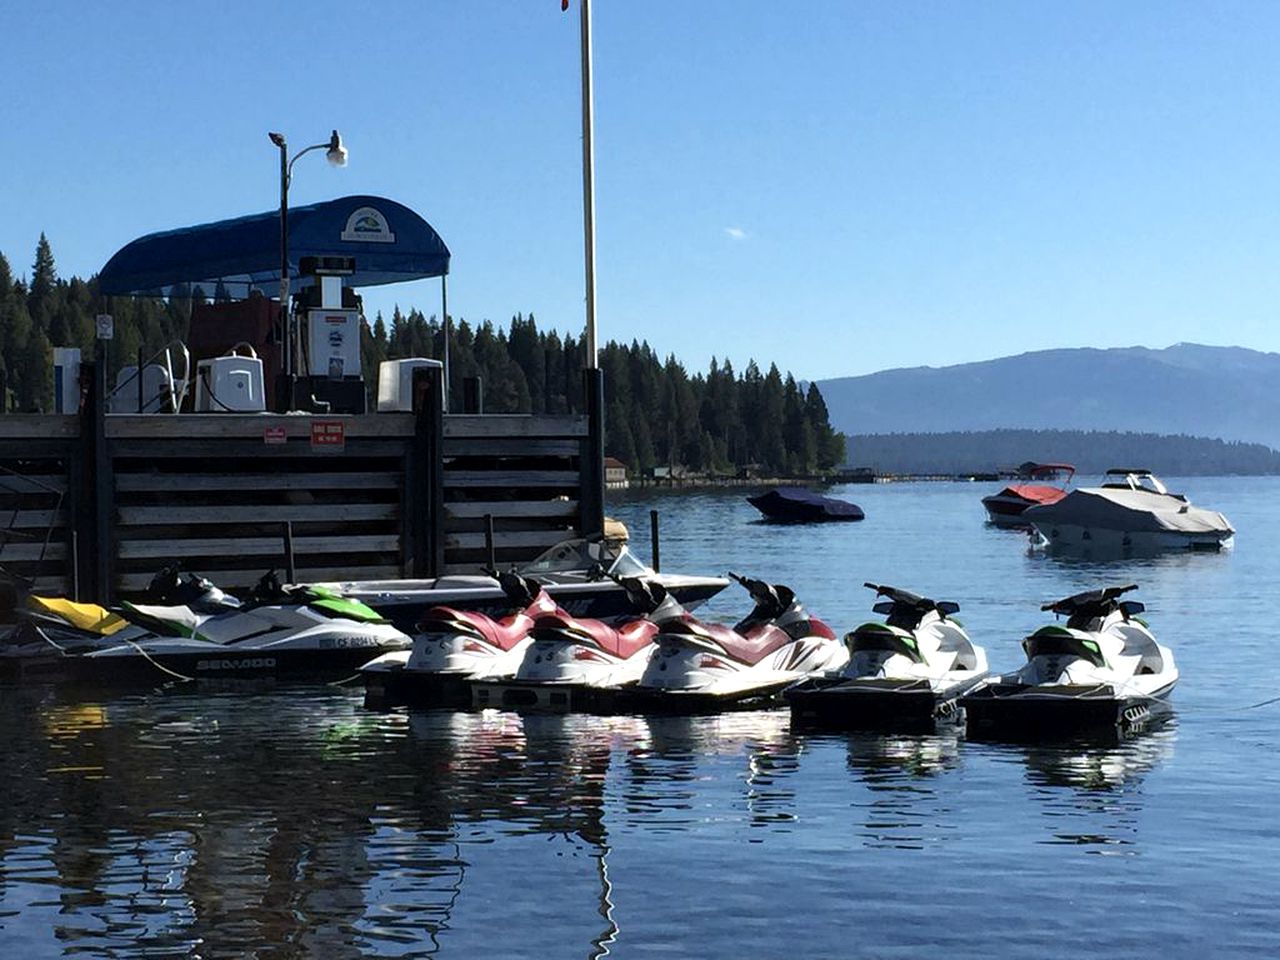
xmin=294 ymin=255 xmax=367 ymax=413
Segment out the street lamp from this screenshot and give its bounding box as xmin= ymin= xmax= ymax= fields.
xmin=267 ymin=129 xmax=348 ymax=398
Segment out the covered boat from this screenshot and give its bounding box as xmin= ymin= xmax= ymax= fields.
xmin=747 ymin=488 xmax=865 ymax=523
xmin=981 ymin=462 xmax=1074 ymax=527
xmin=1023 ymin=469 xmax=1234 ymax=553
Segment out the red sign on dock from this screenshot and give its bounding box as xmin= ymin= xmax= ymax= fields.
xmin=263 ymin=426 xmax=287 ymax=445
xmin=310 ymin=420 xmax=346 ymax=451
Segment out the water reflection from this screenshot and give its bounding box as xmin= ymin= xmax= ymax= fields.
xmin=1014 ymin=720 xmax=1177 ymax=851
xmin=0 ymin=689 xmax=644 ymax=959
xmin=836 ymin=729 xmax=962 ymax=850
xmin=619 ymin=710 xmax=802 ymax=832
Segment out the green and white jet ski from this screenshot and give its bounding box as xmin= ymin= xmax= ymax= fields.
xmin=0 ymin=568 xmax=410 ymax=684
xmin=787 ymin=582 xmax=989 ymax=730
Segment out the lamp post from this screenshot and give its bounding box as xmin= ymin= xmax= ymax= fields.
xmin=267 ymin=129 xmax=348 ymax=395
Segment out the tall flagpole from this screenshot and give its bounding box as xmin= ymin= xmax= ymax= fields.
xmin=579 ymin=0 xmax=598 ymax=369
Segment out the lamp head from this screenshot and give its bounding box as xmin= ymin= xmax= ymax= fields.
xmin=326 ymin=129 xmax=348 ymax=167
xmin=268 ymin=131 xmax=286 ymax=148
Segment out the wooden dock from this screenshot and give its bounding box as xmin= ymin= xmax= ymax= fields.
xmin=0 ymin=365 xmax=605 ymax=601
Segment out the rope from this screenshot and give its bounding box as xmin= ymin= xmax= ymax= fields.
xmin=118 ymin=636 xmax=195 ymax=682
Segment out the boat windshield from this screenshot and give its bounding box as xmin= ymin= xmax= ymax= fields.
xmin=1103 ymin=470 xmax=1168 ymax=495
xmin=521 ymin=538 xmax=650 ymax=579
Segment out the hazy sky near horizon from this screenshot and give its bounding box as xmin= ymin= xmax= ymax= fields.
xmin=4 ymin=1 xmax=1279 ymax=381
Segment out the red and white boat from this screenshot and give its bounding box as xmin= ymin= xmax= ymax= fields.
xmin=981 ymin=462 xmax=1075 ymax=527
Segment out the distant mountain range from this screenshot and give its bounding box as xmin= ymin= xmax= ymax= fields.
xmin=816 ymin=343 xmax=1280 ymax=449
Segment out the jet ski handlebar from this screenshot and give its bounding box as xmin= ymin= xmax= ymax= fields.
xmin=864 ymin=582 xmax=927 ymax=607
xmin=494 ymin=568 xmax=540 ymax=607
xmin=729 ymin=571 xmax=784 ymax=605
xmin=1041 ymin=584 xmax=1138 ymax=614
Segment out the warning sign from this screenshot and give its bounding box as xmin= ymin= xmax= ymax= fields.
xmin=310 ymin=419 xmax=346 ymax=451
xmin=263 ymin=426 xmax=287 ymax=445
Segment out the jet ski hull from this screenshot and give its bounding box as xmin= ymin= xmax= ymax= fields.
xmin=470 ymin=679 xmax=618 ymax=713
xmin=962 ymin=680 xmax=1175 ymax=738
xmin=786 ymin=676 xmax=984 ymax=731
xmin=360 ymin=658 xmax=475 ymax=708
xmin=611 ymin=678 xmax=796 ymax=714
xmin=0 ymin=643 xmax=392 ymax=686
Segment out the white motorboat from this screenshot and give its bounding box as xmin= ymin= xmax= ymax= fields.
xmin=961 ymin=584 xmax=1177 ymax=737
xmin=315 ymin=536 xmax=729 ymax=634
xmin=786 ymin=582 xmax=989 ymax=730
xmin=1023 ymin=469 xmax=1233 ymax=553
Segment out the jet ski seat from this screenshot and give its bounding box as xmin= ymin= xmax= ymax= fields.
xmin=28 ymin=596 xmax=128 ymax=636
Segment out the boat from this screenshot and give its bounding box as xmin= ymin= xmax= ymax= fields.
xmin=1022 ymin=469 xmax=1234 ymax=552
xmin=0 ymin=569 xmax=410 ymax=684
xmin=961 ymin=584 xmax=1177 ymax=738
xmin=747 ymin=487 xmax=865 ymax=523
xmin=981 ymin=462 xmax=1074 ymax=527
xmin=786 ymin=582 xmax=989 ymax=731
xmin=315 ymin=535 xmax=728 ymax=633
xmin=360 ymin=570 xmax=566 ymax=707
xmin=618 ymin=573 xmax=847 ymax=712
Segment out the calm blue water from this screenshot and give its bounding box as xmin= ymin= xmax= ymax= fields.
xmin=2 ymin=477 xmax=1278 ymax=958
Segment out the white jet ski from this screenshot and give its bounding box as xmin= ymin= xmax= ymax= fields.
xmin=787 ymin=582 xmax=989 ymax=730
xmin=360 ymin=570 xmax=565 ymax=706
xmin=962 ymin=584 xmax=1177 ymax=737
xmin=621 ymin=573 xmax=847 ymax=712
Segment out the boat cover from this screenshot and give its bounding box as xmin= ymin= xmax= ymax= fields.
xmin=1025 ymin=488 xmax=1234 ymax=535
xmin=986 ymin=483 xmax=1066 ymax=505
xmin=748 ymin=488 xmax=865 ymax=521
xmin=99 ymin=195 xmax=450 ymax=298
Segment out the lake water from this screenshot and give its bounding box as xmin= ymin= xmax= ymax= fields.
xmin=2 ymin=477 xmax=1279 ymax=958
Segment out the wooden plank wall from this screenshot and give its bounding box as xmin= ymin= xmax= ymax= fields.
xmin=441 ymin=414 xmax=588 ymax=573
xmin=0 ymin=416 xmax=81 ymax=595
xmin=0 ymin=363 xmax=599 ymax=599
xmin=106 ymin=414 xmax=418 ymax=593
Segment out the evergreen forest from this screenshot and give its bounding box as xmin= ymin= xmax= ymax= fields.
xmin=0 ymin=237 xmax=845 ymax=476
xmin=850 ymin=429 xmax=1280 ymax=476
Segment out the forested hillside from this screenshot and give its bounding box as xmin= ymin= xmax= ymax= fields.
xmin=849 ymin=429 xmax=1280 ymax=476
xmin=0 ymin=238 xmax=844 ymax=476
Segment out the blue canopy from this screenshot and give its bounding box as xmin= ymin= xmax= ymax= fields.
xmin=98 ymin=195 xmax=450 ymax=298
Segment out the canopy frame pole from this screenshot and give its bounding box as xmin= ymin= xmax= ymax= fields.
xmin=441 ymin=275 xmax=450 ymax=413
xmin=579 ymin=0 xmax=598 ymax=369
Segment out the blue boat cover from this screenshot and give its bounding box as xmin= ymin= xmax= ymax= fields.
xmin=747 ymin=487 xmax=865 ymax=522
xmin=98 ymin=195 xmax=450 ymax=298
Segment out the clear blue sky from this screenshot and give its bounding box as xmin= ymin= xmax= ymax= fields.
xmin=4 ymin=1 xmax=1279 ymax=380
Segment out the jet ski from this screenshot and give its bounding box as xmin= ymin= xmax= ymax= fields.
xmin=471 ymin=577 xmax=678 ymax=712
xmin=961 ymin=584 xmax=1177 ymax=737
xmin=786 ymin=582 xmax=989 ymax=730
xmin=621 ymin=572 xmax=847 ymax=712
xmin=360 ymin=570 xmax=565 ymax=707
xmin=0 ymin=568 xmax=410 ymax=684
